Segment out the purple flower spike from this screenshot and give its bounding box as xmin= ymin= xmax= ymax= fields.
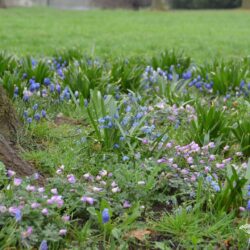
xmin=123 ymin=200 xmax=131 ymax=208
xmin=13 ymin=178 xmax=22 ymax=186
xmin=42 ymin=208 xmax=49 ymax=216
xmin=81 ymin=196 xmax=94 ymax=205
xmin=7 ymin=170 xmax=16 ymax=177
xmin=59 ymin=229 xmax=67 ymax=236
xmin=21 ymin=226 xmax=33 ymax=239
xmin=67 ymin=174 xmax=76 ymax=184
xmin=62 ymin=215 xmax=70 ymax=222
xmin=31 ymin=202 xmax=41 ymax=209
xmin=9 ymin=207 xmax=22 ymax=222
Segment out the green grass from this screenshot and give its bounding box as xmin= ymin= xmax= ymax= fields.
xmin=1 ymin=7 xmax=250 ymax=61
xmin=153 ymin=209 xmax=248 ymax=249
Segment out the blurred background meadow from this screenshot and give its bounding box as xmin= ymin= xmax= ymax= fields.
xmin=0 ymin=0 xmax=250 ymax=61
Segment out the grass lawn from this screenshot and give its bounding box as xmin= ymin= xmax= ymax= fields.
xmin=1 ymin=7 xmax=250 ymax=61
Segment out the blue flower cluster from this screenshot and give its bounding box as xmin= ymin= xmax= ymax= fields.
xmin=188 ymin=75 xmax=213 ymax=92
xmin=247 ymin=185 xmax=250 ymax=211
xmin=23 ymin=103 xmax=47 ymax=123
xmin=206 ymin=175 xmax=220 ymax=192
xmin=98 ymin=116 xmax=114 ymax=129
xmin=142 ymin=65 xmax=250 ymax=98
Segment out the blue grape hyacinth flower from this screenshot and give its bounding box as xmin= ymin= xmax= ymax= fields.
xmin=247 ymin=200 xmax=250 ymax=211
xmin=44 ymin=78 xmax=51 ymax=86
xmin=39 ymin=240 xmax=48 ymax=250
xmin=102 ymin=208 xmax=110 ymax=224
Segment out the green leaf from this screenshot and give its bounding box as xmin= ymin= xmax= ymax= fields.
xmin=111 ymin=228 xmax=122 ymax=240
xmin=87 ymin=207 xmax=97 ymax=217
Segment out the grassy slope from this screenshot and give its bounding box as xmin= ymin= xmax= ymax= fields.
xmin=0 ymin=7 xmax=250 ymax=62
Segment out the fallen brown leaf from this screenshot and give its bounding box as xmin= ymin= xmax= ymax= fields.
xmin=126 ymin=229 xmax=152 ymax=241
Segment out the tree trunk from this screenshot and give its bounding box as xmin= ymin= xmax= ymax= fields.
xmin=242 ymin=0 xmax=250 ymax=8
xmin=0 ymin=85 xmax=20 ymax=143
xmin=0 ymin=85 xmax=42 ymax=179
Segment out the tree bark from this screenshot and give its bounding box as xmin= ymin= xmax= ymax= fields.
xmin=0 ymin=85 xmax=20 ymax=143
xmin=0 ymin=85 xmax=43 ymax=179
xmin=0 ymin=135 xmax=38 ymax=177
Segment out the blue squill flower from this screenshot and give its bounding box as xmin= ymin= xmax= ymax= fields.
xmin=132 ymin=122 xmax=139 ymax=127
xmin=115 ymin=93 xmax=120 ymax=100
xmin=15 ymin=209 xmax=22 ymax=222
xmin=247 ymin=200 xmax=250 ymax=211
xmin=205 ymin=83 xmax=212 ymax=90
xmin=247 ymin=83 xmax=250 ymax=90
xmin=33 ymin=104 xmax=38 ymax=110
xmin=126 ymin=106 xmax=131 ymax=113
xmin=57 ymin=69 xmax=64 ymax=79
xmin=22 ymin=73 xmax=27 ymax=79
xmin=39 ymin=240 xmax=48 ymax=250
xmin=29 ymin=83 xmax=37 ymax=92
xmin=23 ymin=111 xmax=28 ymax=118
xmin=31 ymin=59 xmax=37 ymax=67
xmin=29 ymin=79 xmax=35 ymax=85
xmin=182 ymin=71 xmax=192 ymax=80
xmin=206 ymin=175 xmax=212 ymax=183
xmin=168 ymin=74 xmax=173 ymax=81
xmin=114 ymin=112 xmax=119 ymax=119
xmin=42 ymin=89 xmax=47 ymax=97
xmin=195 ymin=82 xmax=202 ymax=88
xmin=44 ymin=78 xmax=51 ymax=86
xmin=56 ymin=84 xmax=61 ymax=94
xmin=122 ymin=156 xmax=129 ymax=161
xmin=102 ymin=208 xmax=110 ymax=224
xmin=41 ymin=110 xmax=46 ymax=118
xmin=98 ymin=118 xmax=105 ymax=123
xmin=211 ymin=181 xmax=220 ymax=192
xmin=107 ymin=121 xmax=113 ymax=128
xmin=240 ymin=80 xmax=245 ymax=88
xmin=62 ymin=87 xmax=70 ymax=100
xmin=121 ymin=117 xmax=129 ymax=126
xmin=135 ymin=112 xmax=143 ymax=120
xmin=27 ymin=117 xmax=32 ymax=124
xmin=9 ymin=207 xmax=22 ymax=222
xmin=188 ymin=82 xmax=194 ymax=87
xmin=14 ymin=86 xmax=19 ymax=95
xmin=49 ymin=84 xmax=55 ymax=92
xmin=84 ymin=99 xmax=88 ymax=107
xmin=56 ymin=63 xmax=61 ymax=69
xmin=169 ymin=65 xmax=174 ymax=72
xmin=35 ymin=83 xmax=40 ymax=90
xmin=34 ymin=113 xmax=40 ymax=121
